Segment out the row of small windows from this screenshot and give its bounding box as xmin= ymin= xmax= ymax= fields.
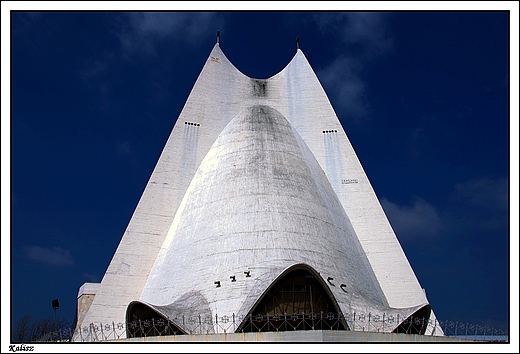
xmin=185 ymin=121 xmax=200 ymax=126
xmin=323 ymin=130 xmax=337 ymax=134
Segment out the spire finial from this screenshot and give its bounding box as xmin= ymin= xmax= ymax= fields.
xmin=296 ymin=36 xmax=300 ymax=50
xmin=217 ymin=30 xmax=220 ymax=44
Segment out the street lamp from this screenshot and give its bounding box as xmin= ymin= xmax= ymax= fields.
xmin=52 ymin=299 xmax=59 ymax=330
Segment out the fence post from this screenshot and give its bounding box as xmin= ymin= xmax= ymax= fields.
xmin=90 ymin=323 xmax=95 ymax=341
xmin=78 ymin=325 xmax=84 ymax=342
xmin=45 ymin=314 xmax=510 ymax=342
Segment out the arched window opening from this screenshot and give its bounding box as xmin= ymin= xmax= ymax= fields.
xmin=392 ymin=305 xmax=431 ymax=335
xmin=126 ymin=302 xmax=186 ymax=338
xmin=238 ymin=268 xmax=347 ymax=332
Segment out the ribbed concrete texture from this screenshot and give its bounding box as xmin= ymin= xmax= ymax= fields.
xmin=75 ymin=41 xmax=443 ymax=340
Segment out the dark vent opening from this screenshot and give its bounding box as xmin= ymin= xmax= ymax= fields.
xmin=392 ymin=305 xmax=432 ymax=335
xmin=126 ymin=302 xmax=186 ymax=338
xmin=237 ymin=268 xmax=347 ymax=332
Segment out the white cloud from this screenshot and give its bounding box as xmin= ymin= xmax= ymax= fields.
xmin=81 ymin=271 xmax=100 ymax=283
xmin=129 ymin=12 xmax=215 ymax=37
xmin=24 ymin=246 xmax=74 ymax=267
xmin=454 ymin=177 xmax=508 ymax=211
xmin=79 ymin=58 xmax=113 ymax=102
xmin=118 ymin=12 xmax=223 ymax=56
xmin=313 ymin=12 xmax=393 ymax=121
xmin=406 ymin=114 xmax=440 ymax=159
xmin=313 ymin=12 xmax=393 ymax=56
xmin=317 ymin=55 xmax=368 ymax=119
xmin=380 ymin=197 xmax=444 ymax=241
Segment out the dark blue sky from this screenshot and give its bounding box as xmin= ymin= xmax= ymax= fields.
xmin=4 ymin=4 xmax=518 ymax=343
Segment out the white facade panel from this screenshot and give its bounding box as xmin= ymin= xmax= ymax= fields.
xmin=77 ymin=42 xmax=439 ymax=338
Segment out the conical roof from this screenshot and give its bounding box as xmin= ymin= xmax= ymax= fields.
xmin=77 ymin=42 xmax=440 ymax=338
xmin=139 ymin=104 xmax=392 ymax=313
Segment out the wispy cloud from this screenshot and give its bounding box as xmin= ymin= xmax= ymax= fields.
xmin=407 ymin=114 xmax=439 ymax=159
xmin=380 ymin=197 xmax=444 ymax=241
xmin=116 ymin=140 xmax=132 ymax=156
xmin=381 ymin=176 xmax=508 ymax=244
xmin=317 ymin=56 xmax=368 ymax=119
xmin=313 ymin=12 xmax=393 ymax=121
xmin=454 ymin=177 xmax=508 ymax=211
xmin=409 ymin=126 xmax=427 ymax=158
xmin=447 ymin=176 xmax=509 ymax=233
xmin=79 ymin=58 xmax=113 ymax=106
xmin=80 ymin=59 xmax=108 ymax=84
xmin=118 ymin=12 xmax=223 ymax=57
xmin=313 ymin=12 xmax=393 ymax=56
xmin=81 ymin=272 xmax=100 ymax=283
xmin=78 ymin=12 xmax=223 ymax=104
xmin=24 ymin=246 xmax=74 ymax=267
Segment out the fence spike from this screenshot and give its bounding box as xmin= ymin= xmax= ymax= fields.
xmin=38 ymin=313 xmax=508 ymax=342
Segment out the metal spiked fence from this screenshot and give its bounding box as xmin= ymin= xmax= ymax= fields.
xmin=32 ymin=312 xmax=508 ymax=342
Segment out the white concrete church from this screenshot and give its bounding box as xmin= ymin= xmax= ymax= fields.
xmin=74 ymin=35 xmax=443 ymax=341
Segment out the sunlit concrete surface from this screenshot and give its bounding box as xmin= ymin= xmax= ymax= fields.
xmin=76 ymin=42 xmax=441 ymax=339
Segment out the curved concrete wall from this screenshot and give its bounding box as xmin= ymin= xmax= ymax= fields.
xmin=77 ymin=43 xmax=438 ymax=337
xmin=139 ymin=104 xmax=402 ymax=321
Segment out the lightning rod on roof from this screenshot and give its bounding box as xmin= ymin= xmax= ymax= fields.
xmin=296 ymin=36 xmax=300 ymax=50
xmin=217 ymin=30 xmax=220 ymax=44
